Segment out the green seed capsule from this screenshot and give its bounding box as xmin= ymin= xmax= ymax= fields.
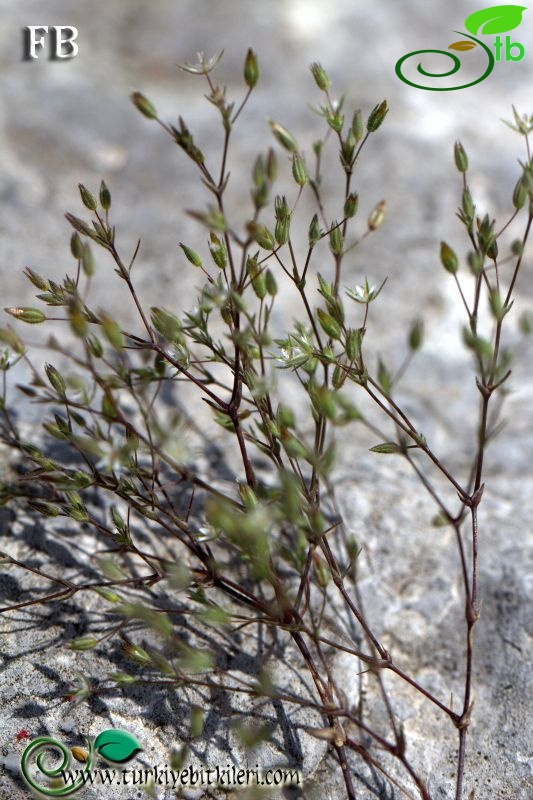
xmin=101 ymin=314 xmax=124 ymax=349
xmin=513 ymin=174 xmax=528 ymax=209
xmin=275 ymin=217 xmax=290 ymax=246
xmin=368 ymin=200 xmax=386 ymax=231
xmin=99 ymin=180 xmax=111 ymax=210
xmin=131 ymin=91 xmax=157 ymax=120
xmin=454 ymin=141 xmax=468 ymax=173
xmin=265 ymin=269 xmax=278 ymax=296
xmin=45 ymin=364 xmax=66 ymax=395
xmin=352 ymin=109 xmax=364 ymax=142
xmin=269 ymin=120 xmax=299 ymax=153
xmin=4 ymin=307 xmax=46 ymax=324
xmin=81 ymin=243 xmax=95 ymax=277
xmin=329 ymin=223 xmax=343 ymax=255
xmin=408 ymin=319 xmax=424 ymax=351
xmin=310 ymin=62 xmax=331 ymax=91
xmin=70 ymin=232 xmax=83 ymax=259
xmin=344 ymin=192 xmax=359 ymax=219
xmin=308 ymin=214 xmax=321 ymax=248
xmin=367 ymin=100 xmax=388 ymax=132
xmin=78 ymin=183 xmax=97 ymax=211
xmin=179 ymin=242 xmax=202 ymax=267
xmin=292 ymin=152 xmax=308 ymax=187
xmin=440 ymin=241 xmax=458 ymax=274
xmin=244 ymin=48 xmax=259 ymax=88
xmin=317 ymin=308 xmax=341 ymax=339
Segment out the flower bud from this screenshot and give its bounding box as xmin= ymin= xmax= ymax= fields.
xmin=292 ymin=152 xmax=308 ymax=187
xmin=408 ymin=319 xmax=424 ymax=351
xmin=341 ymin=131 xmax=356 ymax=167
xmin=4 ymin=307 xmax=46 ymax=324
xmin=352 ymin=109 xmax=364 ymax=142
xmin=344 ymin=192 xmax=359 ymax=219
xmin=274 ymin=195 xmax=290 ymax=222
xmin=476 ymin=214 xmax=495 ymax=255
xmin=513 ymin=174 xmax=528 ymax=210
xmin=266 ymin=148 xmax=277 ymax=181
xmin=467 ymin=251 xmax=484 ymax=275
xmin=100 ymin=314 xmax=124 ymax=349
xmin=87 ymin=335 xmax=103 ymax=358
xmin=317 ymin=308 xmax=341 ymax=340
xmin=45 ymin=364 xmax=66 ymax=395
xmin=345 ymin=328 xmax=362 ymax=362
xmin=65 ymin=213 xmax=94 ymax=239
xmin=251 ymin=223 xmax=276 ymax=250
xmin=440 ymin=241 xmax=458 ymax=274
xmin=0 ymin=327 xmax=25 ymax=354
xmin=487 ymin=238 xmax=498 ymax=260
xmin=326 ymin=107 xmax=344 ymax=133
xmin=252 ymin=155 xmax=265 ymax=187
xmin=247 ymin=257 xmax=267 ymax=299
xmin=243 ymin=48 xmax=259 ymax=88
xmin=264 ymin=269 xmax=277 ymax=296
xmin=70 ymin=232 xmax=83 ymax=259
xmin=23 ymin=267 xmax=49 ymax=291
xmin=131 ymin=91 xmax=157 ymax=119
xmin=462 ymin=187 xmax=475 ymax=223
xmin=312 ymin=553 xmax=330 ymax=588
xmin=99 ymin=180 xmax=111 ymax=210
xmin=310 ymin=62 xmax=331 ymax=91
xmin=269 ymin=120 xmax=299 ymax=153
xmin=81 ymin=243 xmax=95 ymax=277
xmin=277 ymin=404 xmax=295 ymax=428
xmin=367 ymin=100 xmax=388 ymax=132
xmin=368 ymin=200 xmax=386 ymax=231
xmin=67 ymin=298 xmax=87 ymax=340
xmin=275 ymin=218 xmax=290 ymax=246
xmin=329 ymin=223 xmax=343 ymax=255
xmin=78 ymin=183 xmax=97 ymax=211
xmin=121 ymin=641 xmax=152 ymax=665
xmin=308 ymin=214 xmax=321 ymax=248
xmin=150 ymin=307 xmax=183 ymax=342
xmin=209 ymin=233 xmax=227 ymax=269
xmin=68 ymin=637 xmax=98 ymax=652
xmin=454 ymin=141 xmax=468 ymax=173
xmin=94 ymin=586 xmax=121 ymax=602
xmin=179 ymin=242 xmax=202 ymax=267
xmin=489 ymin=289 xmax=506 ymax=321
xmin=28 ymin=499 xmax=61 ymax=515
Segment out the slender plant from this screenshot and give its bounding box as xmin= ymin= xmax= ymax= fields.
xmin=1 ymin=50 xmax=531 ymax=800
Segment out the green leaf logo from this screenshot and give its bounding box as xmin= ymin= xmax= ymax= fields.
xmin=93 ymin=729 xmax=142 ymax=764
xmin=464 ymin=5 xmax=527 ymax=35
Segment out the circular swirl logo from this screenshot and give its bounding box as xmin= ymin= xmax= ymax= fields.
xmin=395 ymin=32 xmax=494 ymax=91
xmin=20 ymin=736 xmax=93 ymax=796
xmin=20 ymin=729 xmax=142 ymax=796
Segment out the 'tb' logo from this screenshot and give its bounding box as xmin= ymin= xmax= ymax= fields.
xmin=395 ymin=5 xmax=527 ymax=91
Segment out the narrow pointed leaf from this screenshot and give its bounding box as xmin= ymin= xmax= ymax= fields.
xmin=370 ymin=442 xmax=402 ymax=455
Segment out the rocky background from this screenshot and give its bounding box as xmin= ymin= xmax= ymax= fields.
xmin=0 ymin=1 xmax=532 ymax=798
